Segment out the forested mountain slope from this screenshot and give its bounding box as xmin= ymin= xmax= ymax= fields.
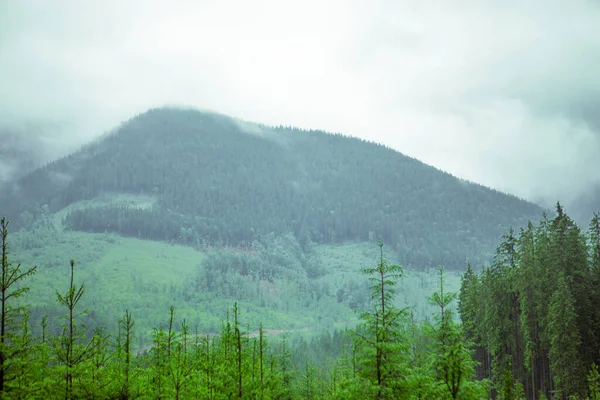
xmin=0 ymin=107 xmax=544 ymax=269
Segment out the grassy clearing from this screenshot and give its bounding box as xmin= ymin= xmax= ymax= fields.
xmin=9 ymin=223 xmax=462 ymax=347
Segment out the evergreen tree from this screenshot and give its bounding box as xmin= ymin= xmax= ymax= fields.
xmin=116 ymin=309 xmax=139 ymax=399
xmin=516 ymin=221 xmax=543 ymax=400
xmin=588 ymin=363 xmax=600 ymax=400
xmin=233 ymin=303 xmax=243 ymax=399
xmin=590 ymin=213 xmax=600 ymax=272
xmin=547 ymin=273 xmax=582 ymax=399
xmin=458 ymin=263 xmax=488 ymax=381
xmin=534 ymin=212 xmax=554 ymax=398
xmin=458 ymin=264 xmax=476 ymax=343
xmin=548 ymin=203 xmax=592 ymax=393
xmin=588 ymin=213 xmax=600 ymax=366
xmin=485 ymin=227 xmax=526 ymax=394
xmin=80 ymin=326 xmax=111 ymax=398
xmin=169 ymin=319 xmax=194 ymax=399
xmin=0 ymin=217 xmax=36 ymax=395
xmin=353 ymin=241 xmax=410 ymax=399
xmin=4 ymin=310 xmax=34 ymax=399
xmin=28 ymin=315 xmax=53 ymax=398
xmin=428 ymin=266 xmax=486 ymax=399
xmin=53 ymin=259 xmax=94 ymax=399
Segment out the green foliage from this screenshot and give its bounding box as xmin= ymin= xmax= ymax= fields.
xmin=588 ymin=364 xmax=600 ymax=400
xmin=53 ymin=259 xmax=95 ymax=399
xmin=426 ymin=266 xmax=487 ymax=400
xmin=0 ymin=217 xmax=37 ymax=396
xmin=589 ymin=213 xmax=600 ymax=368
xmin=458 ymin=204 xmax=600 ymax=400
xmin=548 ymin=273 xmax=583 ymax=398
xmin=351 ymin=241 xmax=410 ymax=399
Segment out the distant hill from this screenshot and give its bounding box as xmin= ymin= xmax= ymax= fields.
xmin=0 ymin=107 xmax=545 ymax=269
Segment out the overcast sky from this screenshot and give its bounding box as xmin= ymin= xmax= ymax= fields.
xmin=1 ymin=0 xmax=599 ymax=207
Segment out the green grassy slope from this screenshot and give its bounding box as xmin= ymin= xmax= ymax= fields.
xmin=10 ymin=217 xmax=460 ymax=348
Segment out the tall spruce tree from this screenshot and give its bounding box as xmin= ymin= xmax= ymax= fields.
xmin=588 ymin=213 xmax=600 ymax=366
xmin=485 ymin=227 xmax=526 ymax=393
xmin=516 ymin=221 xmax=542 ymax=400
xmin=548 ymin=203 xmax=592 ymax=393
xmin=534 ymin=212 xmax=553 ymax=398
xmin=547 ymin=273 xmax=582 ymax=399
xmin=458 ymin=263 xmax=488 ymax=381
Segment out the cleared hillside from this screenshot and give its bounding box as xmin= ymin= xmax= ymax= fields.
xmin=9 ymin=223 xmax=460 ymax=345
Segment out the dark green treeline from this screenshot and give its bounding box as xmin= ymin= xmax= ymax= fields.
xmin=459 ymin=203 xmax=600 ymax=400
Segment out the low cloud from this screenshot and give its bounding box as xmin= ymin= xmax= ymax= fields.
xmin=1 ymin=0 xmax=599 ymax=208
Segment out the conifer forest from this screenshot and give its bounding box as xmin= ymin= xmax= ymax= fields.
xmin=1 ymin=203 xmax=599 ymax=399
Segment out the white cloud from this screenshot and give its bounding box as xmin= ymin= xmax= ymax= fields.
xmin=1 ymin=0 xmax=599 ymax=206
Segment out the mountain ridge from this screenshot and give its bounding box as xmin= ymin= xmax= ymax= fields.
xmin=1 ymin=106 xmax=546 ymax=269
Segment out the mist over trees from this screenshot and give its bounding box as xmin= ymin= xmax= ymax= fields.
xmin=1 ymin=107 xmax=543 ymax=270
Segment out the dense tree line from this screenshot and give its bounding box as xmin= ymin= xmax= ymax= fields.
xmin=459 ymin=204 xmax=600 ymax=399
xmin=1 ymin=107 xmax=542 ymax=269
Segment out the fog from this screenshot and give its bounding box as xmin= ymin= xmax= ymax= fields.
xmin=1 ymin=0 xmax=599 ymax=210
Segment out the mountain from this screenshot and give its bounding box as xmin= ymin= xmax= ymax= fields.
xmin=0 ymin=107 xmax=545 ymax=269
